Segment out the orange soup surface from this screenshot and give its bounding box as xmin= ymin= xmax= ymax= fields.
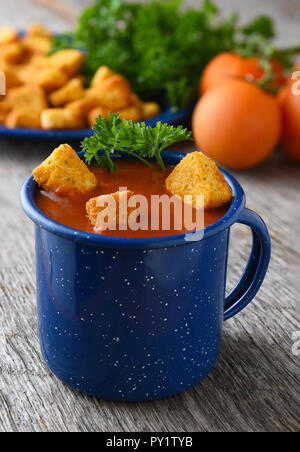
xmin=35 ymin=160 xmax=229 ymax=238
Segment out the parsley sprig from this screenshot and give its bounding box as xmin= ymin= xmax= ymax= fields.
xmin=81 ymin=113 xmax=192 ymax=173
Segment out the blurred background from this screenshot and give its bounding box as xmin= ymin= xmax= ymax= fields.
xmin=1 ymin=0 xmax=300 ymax=46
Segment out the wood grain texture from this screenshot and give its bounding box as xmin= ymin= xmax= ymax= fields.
xmin=0 ymin=0 xmax=299 ymax=433
xmin=31 ymin=0 xmax=78 ymax=24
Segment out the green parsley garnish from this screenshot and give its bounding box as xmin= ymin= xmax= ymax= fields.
xmin=81 ymin=113 xmax=192 ymax=173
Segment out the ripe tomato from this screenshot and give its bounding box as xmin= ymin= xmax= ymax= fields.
xmin=278 ymin=81 xmax=300 ymax=161
xmin=192 ymin=79 xmax=282 ymax=170
xmin=200 ymin=52 xmax=286 ymax=94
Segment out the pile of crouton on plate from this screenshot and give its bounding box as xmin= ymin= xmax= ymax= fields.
xmin=0 ymin=24 xmax=160 ymax=130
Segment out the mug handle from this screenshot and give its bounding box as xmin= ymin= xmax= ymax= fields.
xmin=224 ymin=208 xmax=271 ymax=321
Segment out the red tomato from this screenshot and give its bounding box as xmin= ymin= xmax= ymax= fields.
xmin=193 ymin=79 xmax=282 ymax=170
xmin=278 ymin=80 xmax=300 ymax=161
xmin=200 ymin=52 xmax=286 ymax=94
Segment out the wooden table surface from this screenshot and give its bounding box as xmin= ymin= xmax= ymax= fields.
xmin=0 ymin=0 xmax=299 ymax=433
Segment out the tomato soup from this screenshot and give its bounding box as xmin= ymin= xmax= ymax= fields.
xmin=35 ymin=160 xmax=229 ymax=238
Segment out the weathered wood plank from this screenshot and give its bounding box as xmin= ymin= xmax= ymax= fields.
xmin=0 ymin=0 xmax=299 ymax=433
xmin=31 ymin=0 xmax=78 ymax=24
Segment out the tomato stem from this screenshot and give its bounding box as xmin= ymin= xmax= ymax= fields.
xmin=273 ymin=43 xmax=300 ymax=58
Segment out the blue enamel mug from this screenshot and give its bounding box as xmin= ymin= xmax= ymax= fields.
xmin=20 ymin=150 xmax=271 ymax=401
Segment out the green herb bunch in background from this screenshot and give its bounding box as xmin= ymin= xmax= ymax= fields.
xmin=51 ymin=0 xmax=280 ymax=110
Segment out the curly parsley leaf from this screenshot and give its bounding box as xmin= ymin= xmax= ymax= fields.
xmin=81 ymin=112 xmax=193 ymax=172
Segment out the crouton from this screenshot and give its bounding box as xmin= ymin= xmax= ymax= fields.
xmin=0 ymin=62 xmax=22 ymax=88
xmin=8 ymin=85 xmax=48 ymax=113
xmin=165 ymin=151 xmax=232 ymax=209
xmin=118 ymin=104 xmax=142 ymax=122
xmin=85 ymin=74 xmax=131 ymax=110
xmin=66 ymin=97 xmax=100 ymax=118
xmin=5 ymin=109 xmax=41 ymax=128
xmin=15 ymin=57 xmax=48 ymax=84
xmin=48 ymin=49 xmax=84 ymax=77
xmin=0 ymin=27 xmax=18 ymax=46
xmin=15 ymin=65 xmax=35 ymax=85
xmin=0 ymin=102 xmax=11 ymax=124
xmin=22 ymin=36 xmax=52 ymax=55
xmin=73 ymin=74 xmax=86 ymax=86
xmin=0 ymin=42 xmax=25 ymax=64
xmin=28 ymin=55 xmax=49 ymax=69
xmin=130 ymin=93 xmax=143 ymax=109
xmin=88 ymin=103 xmax=142 ymax=127
xmin=0 ymin=110 xmax=8 ymax=124
xmin=87 ymin=107 xmax=110 ymax=127
xmin=142 ymin=102 xmax=160 ymax=119
xmin=49 ymin=78 xmax=85 ymax=107
xmin=86 ymin=190 xmax=135 ymax=230
xmin=36 ymin=67 xmax=68 ymax=92
xmin=26 ymin=23 xmax=52 ymax=39
xmin=32 ymin=144 xmax=97 ymax=195
xmin=91 ymin=66 xmax=115 ymax=87
xmin=41 ymin=108 xmax=86 ymax=130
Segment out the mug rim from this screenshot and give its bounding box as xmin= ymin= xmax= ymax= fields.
xmin=20 ymin=149 xmax=246 ymax=249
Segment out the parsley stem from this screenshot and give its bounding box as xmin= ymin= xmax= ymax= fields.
xmin=257 ymin=58 xmax=273 ymax=91
xmin=155 ymin=150 xmax=166 ymax=171
xmin=127 ymin=151 xmax=155 ymax=169
xmin=273 ymin=43 xmax=300 ymax=58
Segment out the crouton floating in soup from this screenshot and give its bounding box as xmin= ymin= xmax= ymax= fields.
xmin=32 ymin=144 xmax=97 ymax=195
xmin=166 ymin=151 xmax=233 ymax=210
xmin=86 ymin=190 xmax=135 ymax=231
